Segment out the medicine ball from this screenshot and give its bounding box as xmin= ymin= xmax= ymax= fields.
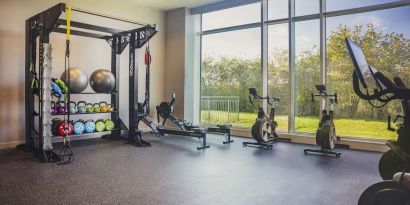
xmin=60 ymin=67 xmax=89 ymax=93
xmin=57 ymin=120 xmax=74 ymax=136
xmin=89 ymin=69 xmax=115 ymax=93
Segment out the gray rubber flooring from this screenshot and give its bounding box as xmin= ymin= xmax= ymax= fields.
xmin=0 ymin=134 xmax=381 ymax=205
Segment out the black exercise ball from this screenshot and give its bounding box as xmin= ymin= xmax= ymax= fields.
xmin=89 ymin=69 xmax=115 ymax=93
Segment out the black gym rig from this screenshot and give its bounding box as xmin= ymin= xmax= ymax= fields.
xmin=21 ymin=3 xmax=157 ymax=163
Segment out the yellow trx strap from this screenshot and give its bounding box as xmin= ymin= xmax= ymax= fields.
xmin=66 ymin=5 xmax=71 ymax=41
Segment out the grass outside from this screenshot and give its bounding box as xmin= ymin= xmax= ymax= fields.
xmin=201 ymin=111 xmax=397 ymax=140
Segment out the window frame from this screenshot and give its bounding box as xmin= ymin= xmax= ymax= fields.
xmin=196 ymin=0 xmax=410 ymax=139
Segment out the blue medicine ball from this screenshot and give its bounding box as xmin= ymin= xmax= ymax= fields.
xmin=84 ymin=120 xmax=96 ymax=133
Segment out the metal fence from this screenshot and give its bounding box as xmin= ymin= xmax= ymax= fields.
xmin=201 ymin=96 xmax=240 ymax=123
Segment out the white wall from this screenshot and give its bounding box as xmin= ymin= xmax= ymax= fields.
xmin=165 ymin=8 xmax=201 ymax=123
xmin=165 ymin=8 xmax=186 ymax=119
xmin=0 ymin=0 xmax=165 ymax=148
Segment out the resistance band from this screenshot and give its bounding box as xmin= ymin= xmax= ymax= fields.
xmin=144 ymin=43 xmax=152 ymax=114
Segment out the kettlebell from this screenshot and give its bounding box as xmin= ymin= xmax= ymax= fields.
xmin=107 ymin=104 xmax=114 ymax=112
xmin=77 ymin=101 xmax=87 ymax=113
xmin=69 ymin=101 xmax=78 ymax=114
xmin=84 ymin=120 xmax=96 ymax=133
xmin=95 ymin=119 xmax=106 ymax=132
xmin=104 ymin=119 xmax=115 ymax=131
xmin=73 ymin=120 xmax=85 ymax=135
xmin=99 ymin=101 xmax=108 ymax=112
xmin=51 ymin=118 xmax=61 ymax=136
xmin=86 ymin=103 xmax=94 ymax=113
xmin=57 ymin=120 xmax=74 ymax=136
xmin=51 ymin=101 xmax=57 ymax=115
xmin=93 ymin=103 xmax=101 ymax=112
xmin=56 ymin=101 xmax=67 ymax=114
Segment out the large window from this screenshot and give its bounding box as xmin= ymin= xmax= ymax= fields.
xmin=268 ymin=0 xmax=288 ymax=20
xmin=295 ymin=20 xmax=320 ymax=133
xmin=202 ymin=3 xmax=260 ymax=31
xmin=201 ymin=27 xmax=261 ymax=128
xmin=296 ymin=0 xmax=319 ymax=16
xmin=326 ymin=0 xmax=400 ymax=11
xmin=268 ymin=23 xmax=289 ymax=131
xmin=326 ymin=6 xmax=410 ymax=140
xmin=199 ymin=0 xmax=410 ymax=140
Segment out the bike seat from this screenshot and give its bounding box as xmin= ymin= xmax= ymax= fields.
xmin=393 ymin=172 xmax=410 ymax=189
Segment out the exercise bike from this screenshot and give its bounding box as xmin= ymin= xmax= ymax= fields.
xmin=156 ymin=93 xmax=233 ymax=144
xmin=304 ymin=85 xmax=341 ymax=157
xmin=346 ymin=38 xmax=410 ymax=205
xmin=243 ymin=88 xmax=280 ymax=149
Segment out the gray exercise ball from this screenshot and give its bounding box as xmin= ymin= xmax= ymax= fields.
xmin=60 ymin=67 xmax=89 ymax=93
xmin=89 ymin=69 xmax=115 ymax=93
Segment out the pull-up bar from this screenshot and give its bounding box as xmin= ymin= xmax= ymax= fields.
xmin=71 ymin=7 xmax=148 ymax=26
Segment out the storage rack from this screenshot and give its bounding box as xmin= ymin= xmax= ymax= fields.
xmin=23 ymin=3 xmax=157 ymax=161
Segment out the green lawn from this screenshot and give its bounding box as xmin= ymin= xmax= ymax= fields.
xmin=201 ymin=111 xmax=397 ymax=140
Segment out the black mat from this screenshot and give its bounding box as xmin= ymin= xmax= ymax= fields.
xmin=0 ymin=134 xmax=381 ymax=205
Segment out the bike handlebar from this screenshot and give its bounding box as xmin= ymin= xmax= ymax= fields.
xmin=248 ymin=94 xmax=280 ymax=106
xmin=352 ymin=72 xmax=410 ymax=102
xmin=311 ymin=92 xmax=338 ymax=104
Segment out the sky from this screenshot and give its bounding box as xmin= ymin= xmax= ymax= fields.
xmin=201 ymin=0 xmax=410 ymax=60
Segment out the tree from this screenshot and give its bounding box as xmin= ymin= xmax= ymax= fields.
xmin=201 ymin=23 xmax=410 ymax=121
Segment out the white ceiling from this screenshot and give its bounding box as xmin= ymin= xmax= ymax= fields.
xmin=131 ymin=0 xmax=224 ymax=11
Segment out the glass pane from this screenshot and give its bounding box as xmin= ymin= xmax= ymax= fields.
xmin=326 ymin=6 xmax=410 ymax=140
xmin=295 ymin=20 xmax=320 ymax=133
xmin=268 ymin=0 xmax=288 ymax=20
xmin=202 ymin=3 xmax=261 ymax=31
xmin=326 ymin=0 xmax=400 ymax=12
xmin=201 ymin=28 xmax=262 ymax=128
xmin=268 ymin=23 xmax=289 ymax=131
xmin=296 ymin=0 xmax=319 ymax=16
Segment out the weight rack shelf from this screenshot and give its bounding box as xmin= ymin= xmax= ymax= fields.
xmin=52 ymin=130 xmax=119 ymax=143
xmin=53 ymin=128 xmax=120 ymax=138
xmin=67 ymin=92 xmax=118 ymax=95
xmin=52 ymin=111 xmax=119 ymax=116
xmin=23 ymin=2 xmax=158 ymax=162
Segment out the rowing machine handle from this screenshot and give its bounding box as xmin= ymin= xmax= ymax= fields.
xmin=169 ymin=92 xmax=176 ymax=106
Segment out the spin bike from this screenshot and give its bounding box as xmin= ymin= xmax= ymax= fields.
xmin=243 ymin=88 xmax=280 ymax=149
xmin=156 ymin=93 xmax=234 ymax=144
xmin=346 ymin=38 xmax=410 ymax=205
xmin=304 ymin=85 xmax=341 ymax=157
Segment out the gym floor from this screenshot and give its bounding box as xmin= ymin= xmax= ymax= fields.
xmin=0 ymin=134 xmax=381 ymax=205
